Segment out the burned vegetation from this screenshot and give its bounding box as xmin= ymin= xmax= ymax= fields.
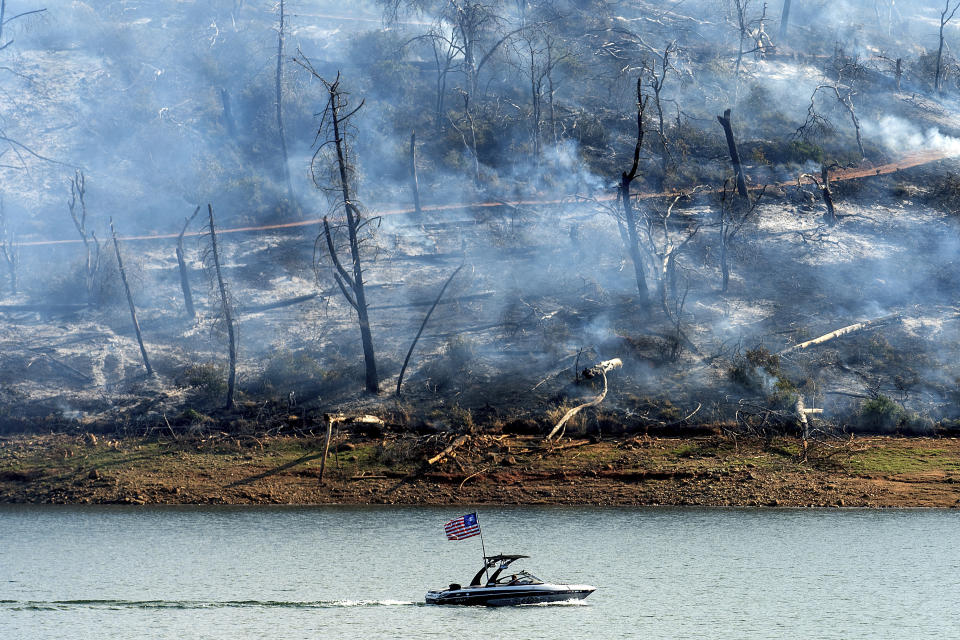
xmin=1 ymin=0 xmax=960 ymax=484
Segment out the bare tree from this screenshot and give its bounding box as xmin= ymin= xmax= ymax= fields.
xmin=718 ymin=181 xmax=766 ymax=293
xmin=716 ymin=108 xmax=749 ymax=198
xmin=110 ymin=219 xmax=153 ymax=376
xmin=643 ymin=191 xmax=703 ymax=316
xmin=296 ymin=58 xmax=380 ymax=393
xmin=275 ymin=0 xmax=295 ymax=211
xmin=1 ymin=3 xmax=55 ymax=172
xmin=797 ymin=61 xmax=866 ymax=160
xmin=619 ymin=76 xmax=651 ymax=304
xmin=403 ymin=24 xmax=460 ymax=132
xmin=778 ymin=0 xmax=792 ymax=42
xmin=936 ymin=1 xmax=960 ymax=92
xmin=67 ymin=171 xmax=101 ymax=305
xmin=0 ymin=195 xmax=17 ymax=295
xmin=645 ymin=41 xmax=678 ymax=188
xmin=206 ymin=204 xmax=237 ymax=410
xmin=732 ymin=0 xmax=771 ymax=76
xmin=798 ymin=163 xmax=841 ymax=226
xmin=409 ymin=131 xmax=422 ymax=216
xmin=384 ymin=1 xmax=522 ymax=100
xmin=176 ymin=205 xmax=201 ymax=319
xmin=512 ymin=20 xmax=571 ymax=161
xmin=449 ymin=88 xmax=482 ymax=186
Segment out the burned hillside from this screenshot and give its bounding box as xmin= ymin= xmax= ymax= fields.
xmin=0 ymin=1 xmax=959 ymax=443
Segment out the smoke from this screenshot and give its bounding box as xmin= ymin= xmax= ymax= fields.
xmin=1 ymin=0 xmax=960 ymax=430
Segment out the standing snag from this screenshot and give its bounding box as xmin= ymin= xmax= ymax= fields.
xmin=110 ymin=219 xmax=152 ymax=376
xmin=295 ymin=58 xmax=379 ymax=393
xmin=206 ymin=204 xmax=237 ymax=410
xmin=619 ymin=76 xmax=651 ymax=304
xmin=176 ymin=206 xmax=201 ymax=319
xmin=67 ymin=171 xmax=101 ymax=305
xmin=716 ymin=109 xmax=749 ymax=198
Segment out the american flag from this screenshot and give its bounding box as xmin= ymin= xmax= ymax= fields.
xmin=444 ymin=513 xmax=481 ymax=540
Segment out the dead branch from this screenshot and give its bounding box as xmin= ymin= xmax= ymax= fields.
xmin=546 ymin=358 xmax=622 ymax=441
xmin=427 ymin=434 xmax=470 ymax=465
xmin=780 ymin=313 xmax=900 ymax=355
xmin=396 ymin=263 xmax=464 ymax=395
xmin=110 ymin=218 xmax=152 ymax=376
xmin=245 ymin=293 xmax=319 ymax=313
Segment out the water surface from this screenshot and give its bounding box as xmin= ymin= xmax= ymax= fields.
xmin=1 ymin=505 xmax=957 ymax=639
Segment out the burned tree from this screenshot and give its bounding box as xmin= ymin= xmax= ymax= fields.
xmin=67 ymin=171 xmax=101 ymax=305
xmin=409 ymin=131 xmax=422 ymax=216
xmin=0 ymin=196 xmax=17 ymax=295
xmin=645 ymin=41 xmax=678 ymax=188
xmin=643 ymin=192 xmax=702 ymax=316
xmin=275 ymin=0 xmax=295 ymax=212
xmin=619 ymin=76 xmax=651 ymax=304
xmin=798 ymin=61 xmax=866 ymax=160
xmin=936 ymin=1 xmax=960 ymax=93
xmin=449 ymin=88 xmax=482 ymax=186
xmin=732 ymin=0 xmax=771 ymax=76
xmin=176 ymin=206 xmax=201 ymax=319
xmin=205 ymin=204 xmax=237 ymax=410
xmin=110 ymin=219 xmax=152 ymax=376
xmin=797 ymin=164 xmax=840 ymax=226
xmin=716 ymin=109 xmax=749 ymax=198
xmin=296 ymin=59 xmax=379 ymax=393
xmin=718 ymin=181 xmax=765 ymax=293
xmin=778 ymin=0 xmax=792 ymax=41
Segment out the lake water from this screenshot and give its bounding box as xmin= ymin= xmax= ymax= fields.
xmin=1 ymin=505 xmax=958 ymax=639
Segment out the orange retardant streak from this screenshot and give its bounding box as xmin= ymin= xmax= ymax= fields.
xmin=17 ymin=149 xmax=953 ymax=247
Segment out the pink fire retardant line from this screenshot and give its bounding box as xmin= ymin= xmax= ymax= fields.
xmin=16 ymin=149 xmax=952 ymax=248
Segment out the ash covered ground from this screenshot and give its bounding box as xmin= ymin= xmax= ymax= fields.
xmin=0 ymin=1 xmax=959 ymax=438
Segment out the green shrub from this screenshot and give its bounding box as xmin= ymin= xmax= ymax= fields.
xmin=175 ymin=363 xmax=227 ymax=398
xmin=859 ymin=395 xmax=904 ymax=431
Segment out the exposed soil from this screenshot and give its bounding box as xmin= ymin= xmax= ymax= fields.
xmin=2 ymin=433 xmax=959 ymax=508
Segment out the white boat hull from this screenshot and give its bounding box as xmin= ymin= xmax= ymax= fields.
xmin=425 ymin=583 xmax=595 ymax=606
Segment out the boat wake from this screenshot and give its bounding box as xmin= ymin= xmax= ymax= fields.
xmin=0 ymin=599 xmax=422 ymax=611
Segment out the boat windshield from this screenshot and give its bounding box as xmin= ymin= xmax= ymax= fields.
xmin=495 ymin=570 xmax=543 ymax=585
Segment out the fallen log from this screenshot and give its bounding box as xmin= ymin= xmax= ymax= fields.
xmin=545 ymin=358 xmax=622 ymax=441
xmin=779 ymin=313 xmax=900 ymax=355
xmin=427 ymin=434 xmax=470 ymax=465
xmin=245 ymin=292 xmax=319 ymax=313
xmin=0 ymin=303 xmax=88 ymax=313
xmin=396 ymin=263 xmax=464 ymax=396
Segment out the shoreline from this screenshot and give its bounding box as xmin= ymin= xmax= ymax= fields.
xmin=2 ymin=434 xmax=959 ymax=509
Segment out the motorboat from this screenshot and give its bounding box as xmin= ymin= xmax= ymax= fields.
xmin=425 ymin=554 xmax=595 ymax=606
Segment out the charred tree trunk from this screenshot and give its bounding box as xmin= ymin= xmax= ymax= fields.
xmin=778 ymin=0 xmax=792 ymax=41
xmin=325 ymin=77 xmax=379 ymax=394
xmin=820 ymin=165 xmax=837 ymax=225
xmin=1 ymin=247 xmax=15 ymax=295
xmin=409 ymin=131 xmax=422 ymax=216
xmin=720 ymin=236 xmax=730 ymax=293
xmin=208 ymin=204 xmax=237 ymax=410
xmin=396 ymin=263 xmax=464 ymax=396
xmin=621 ymin=77 xmax=650 ymax=304
xmin=176 ymin=206 xmax=200 ymax=319
xmin=110 ymin=220 xmax=152 ymax=376
xmin=275 ymin=0 xmax=295 ymax=212
xmin=293 ymin=62 xmax=381 ymax=395
xmin=0 ymin=201 xmax=16 ymax=296
xmin=717 ymin=109 xmax=749 ymax=198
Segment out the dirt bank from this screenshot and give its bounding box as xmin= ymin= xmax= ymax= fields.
xmin=2 ymin=433 xmax=959 ymax=508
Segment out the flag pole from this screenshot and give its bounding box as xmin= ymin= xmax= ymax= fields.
xmin=475 ymin=512 xmax=489 ymax=583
